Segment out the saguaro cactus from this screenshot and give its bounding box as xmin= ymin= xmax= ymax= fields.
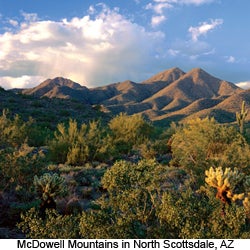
xmin=236 ymin=101 xmax=248 ymax=134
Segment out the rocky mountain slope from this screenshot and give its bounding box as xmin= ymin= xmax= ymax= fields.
xmin=8 ymin=67 xmax=250 ymax=125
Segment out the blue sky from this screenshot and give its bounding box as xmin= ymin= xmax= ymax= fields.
xmin=0 ymin=0 xmax=250 ymax=89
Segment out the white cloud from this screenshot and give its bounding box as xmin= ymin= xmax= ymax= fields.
xmin=8 ymin=19 xmax=19 ymax=27
xmin=188 ymin=19 xmax=223 ymax=41
xmin=175 ymin=0 xmax=216 ymax=5
xmin=226 ymin=56 xmax=236 ymax=63
xmin=146 ymin=2 xmax=172 ymax=14
xmin=149 ymin=0 xmax=216 ymax=7
xmin=0 ymin=75 xmax=44 ymax=89
xmin=0 ymin=5 xmax=166 ymax=89
xmin=151 ymin=15 xmax=167 ymax=27
xmin=169 ymin=38 xmax=215 ymax=61
xmin=146 ymin=0 xmax=218 ymax=27
xmin=21 ymin=11 xmax=39 ymax=23
xmin=236 ymin=81 xmax=250 ymax=89
xmin=168 ymin=48 xmax=180 ymax=56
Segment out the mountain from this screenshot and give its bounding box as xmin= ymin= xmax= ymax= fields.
xmin=0 ymin=85 xmax=109 ymax=129
xmin=11 ymin=67 xmax=249 ymax=125
xmin=22 ymin=77 xmax=90 ymax=102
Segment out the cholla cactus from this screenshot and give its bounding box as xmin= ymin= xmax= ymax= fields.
xmin=34 ymin=173 xmax=67 ymax=202
xmin=205 ymin=167 xmax=245 ymax=203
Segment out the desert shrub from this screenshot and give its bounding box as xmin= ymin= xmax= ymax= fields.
xmin=27 ymin=124 xmax=52 ymax=147
xmin=0 ymin=110 xmax=31 ymax=148
xmin=79 ymin=159 xmax=168 ymax=238
xmin=108 ymin=113 xmax=153 ymax=154
xmin=158 ymin=187 xmax=250 ymax=238
xmin=158 ymin=189 xmax=214 ymax=238
xmin=170 ymin=117 xmax=250 ymax=180
xmin=18 ymin=208 xmax=80 ymax=238
xmin=49 ymin=119 xmax=110 ymax=165
xmin=0 ymin=143 xmax=46 ymax=197
xmin=0 ymin=109 xmax=49 ymax=148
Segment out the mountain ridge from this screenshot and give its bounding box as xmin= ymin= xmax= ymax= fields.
xmin=8 ymin=67 xmax=250 ymax=125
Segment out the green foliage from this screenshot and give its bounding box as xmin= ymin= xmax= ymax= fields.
xmin=79 ymin=159 xmax=168 ymax=238
xmin=78 ymin=159 xmax=250 ymax=239
xmin=108 ymin=113 xmax=153 ymax=154
xmin=18 ymin=208 xmax=80 ymax=238
xmin=158 ymin=189 xmax=213 ymax=238
xmin=170 ymin=117 xmax=250 ymax=180
xmin=1 ymin=108 xmax=250 ymax=238
xmin=208 ymin=202 xmax=250 ymax=238
xmin=0 ymin=109 xmax=30 ymax=147
xmin=0 ymin=143 xmax=46 ymax=196
xmin=158 ymin=188 xmax=250 ymax=238
xmin=49 ymin=119 xmax=110 ymax=165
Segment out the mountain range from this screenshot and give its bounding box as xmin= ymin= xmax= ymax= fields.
xmin=9 ymin=67 xmax=250 ymax=125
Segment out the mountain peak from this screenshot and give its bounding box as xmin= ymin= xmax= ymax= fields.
xmin=186 ymin=68 xmax=212 ymax=78
xmin=22 ymin=77 xmax=87 ymax=98
xmin=143 ymin=67 xmax=185 ymax=84
xmin=40 ymin=77 xmax=83 ymax=89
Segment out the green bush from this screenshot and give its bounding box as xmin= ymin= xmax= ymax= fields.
xmin=79 ymin=159 xmax=168 ymax=238
xmin=158 ymin=187 xmax=250 ymax=238
xmin=108 ymin=113 xmax=153 ymax=154
xmin=49 ymin=119 xmax=110 ymax=165
xmin=170 ymin=117 xmax=250 ymax=180
xmin=0 ymin=143 xmax=46 ymax=196
xmin=0 ymin=110 xmax=30 ymax=147
xmin=18 ymin=208 xmax=80 ymax=238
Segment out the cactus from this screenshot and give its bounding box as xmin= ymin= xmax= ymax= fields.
xmin=205 ymin=167 xmax=244 ymax=203
xmin=34 ymin=173 xmax=67 ymax=217
xmin=34 ymin=173 xmax=67 ymax=201
xmin=236 ymin=101 xmax=248 ymax=134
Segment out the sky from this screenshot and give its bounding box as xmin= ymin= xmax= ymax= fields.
xmin=0 ymin=0 xmax=250 ymax=89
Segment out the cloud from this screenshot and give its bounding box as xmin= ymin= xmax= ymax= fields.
xmin=145 ymin=1 xmax=173 ymax=27
xmin=148 ymin=0 xmax=217 ymax=9
xmin=188 ymin=19 xmax=223 ymax=42
xmin=175 ymin=0 xmax=217 ymax=5
xmin=146 ymin=1 xmax=172 ymax=14
xmin=169 ymin=38 xmax=214 ymax=59
xmin=8 ymin=19 xmax=19 ymax=27
xmin=0 ymin=75 xmax=45 ymax=89
xmin=235 ymin=81 xmax=250 ymax=89
xmin=146 ymin=0 xmax=218 ymax=27
xmin=226 ymin=56 xmax=236 ymax=63
xmin=0 ymin=5 xmax=166 ymax=89
xmin=151 ymin=15 xmax=167 ymax=27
